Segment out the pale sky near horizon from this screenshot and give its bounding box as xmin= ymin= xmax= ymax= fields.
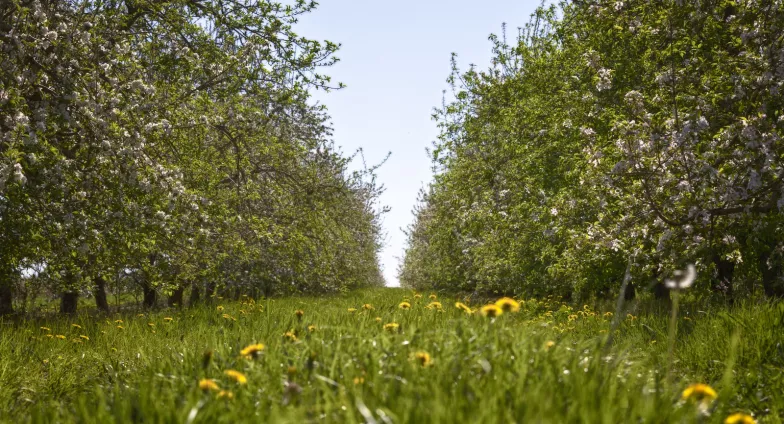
xmin=297 ymin=1 xmax=540 ymax=287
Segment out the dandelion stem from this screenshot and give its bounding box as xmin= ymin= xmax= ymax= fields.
xmin=667 ymin=291 xmax=679 ymax=385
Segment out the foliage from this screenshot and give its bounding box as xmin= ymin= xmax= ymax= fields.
xmin=0 ymin=288 xmax=781 ymax=422
xmin=400 ymin=0 xmax=784 ymax=299
xmin=0 ymin=0 xmax=385 ymax=314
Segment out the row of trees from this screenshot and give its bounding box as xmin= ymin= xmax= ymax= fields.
xmin=400 ymin=0 xmax=784 ymax=300
xmin=0 ymin=0 xmax=385 ymax=315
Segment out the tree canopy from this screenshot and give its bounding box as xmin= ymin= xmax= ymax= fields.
xmin=400 ymin=0 xmax=784 ymax=300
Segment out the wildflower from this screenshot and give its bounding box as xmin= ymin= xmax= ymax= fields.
xmin=45 ymin=334 xmax=53 ymax=338
xmin=40 ymin=327 xmax=51 ymax=332
xmin=413 ymin=351 xmax=432 ymax=367
xmin=217 ymin=305 xmax=224 ymax=311
xmin=137 ymin=314 xmax=145 ymax=318
xmin=224 ymin=369 xmax=247 ymax=385
xmin=116 ymin=325 xmax=124 ymax=330
xmin=71 ymin=324 xmax=82 ymax=329
xmin=217 ymin=390 xmax=234 ymax=399
xmin=199 ymin=378 xmax=220 ymax=391
xmin=362 ymin=303 xmax=373 ymax=311
xmin=375 ymin=317 xmax=382 ymax=323
xmin=347 ymin=308 xmax=357 ymax=313
xmin=480 ymin=304 xmax=503 ymax=317
xmin=545 ymin=340 xmax=556 ymax=349
xmin=665 ymin=264 xmax=697 ymax=290
xmin=725 ymin=413 xmax=756 ymax=424
xmin=626 ymin=314 xmax=637 ymax=321
xmin=495 ymin=297 xmax=520 ymax=313
xmin=455 ymin=302 xmax=473 ymax=314
xmin=604 ymin=312 xmax=613 ymax=318
xmin=240 ymin=343 xmax=265 ymax=359
xmin=54 ymin=334 xmax=66 ymax=339
xmin=163 ymin=317 xmax=173 ymax=322
xmin=294 ymin=309 xmax=304 ymax=318
xmin=307 ymin=325 xmax=317 ymax=332
xmin=568 ymin=314 xmax=578 ymax=321
xmin=414 ymin=294 xmax=422 ymax=300
xmin=425 ymin=301 xmax=442 ymax=310
xmin=148 ymin=322 xmax=155 ymax=327
xmin=114 ymin=320 xmax=123 ymax=324
xmin=283 ymin=331 xmax=297 ymax=342
xmin=79 ymin=335 xmax=89 ymax=341
xmin=399 ymin=301 xmax=411 ymax=310
xmin=353 ymin=377 xmax=365 ymax=385
xmin=682 ymin=383 xmax=717 ymax=404
xmin=429 ymin=294 xmax=437 ymax=300
xmin=383 ymin=322 xmax=400 ymax=332
xmin=222 ymin=314 xmax=236 ymax=321
xmin=111 ymin=348 xmax=118 ymax=352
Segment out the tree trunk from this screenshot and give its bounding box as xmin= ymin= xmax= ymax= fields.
xmin=142 ymin=283 xmax=156 ymax=308
xmin=759 ymin=251 xmax=784 ymax=297
xmin=623 ymin=281 xmax=636 ymax=301
xmin=94 ymin=276 xmax=110 ymax=313
xmin=652 ymin=281 xmax=670 ymax=301
xmin=168 ymin=284 xmax=184 ymax=308
xmin=60 ymin=291 xmax=79 ymax=315
xmin=205 ymin=282 xmax=216 ymax=301
xmin=0 ymin=282 xmax=13 ymax=316
xmin=188 ymin=281 xmax=201 ymax=306
xmin=712 ymin=254 xmax=735 ymax=301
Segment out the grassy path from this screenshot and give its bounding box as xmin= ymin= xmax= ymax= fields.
xmin=1 ymin=288 xmax=782 ymax=423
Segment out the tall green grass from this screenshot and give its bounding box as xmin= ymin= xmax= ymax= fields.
xmin=1 ymin=289 xmax=781 ymax=423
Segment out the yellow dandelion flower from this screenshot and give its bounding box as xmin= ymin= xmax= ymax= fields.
xmin=240 ymin=343 xmax=265 ymax=358
xmin=725 ymin=413 xmax=756 ymax=424
xmin=682 ymin=383 xmax=717 ymax=403
xmin=425 ymin=301 xmax=442 ymax=310
xmin=137 ymin=313 xmax=145 ymax=317
xmin=116 ymin=325 xmax=124 ymax=330
xmin=375 ymin=317 xmax=382 ymax=323
xmin=283 ymin=331 xmax=298 ymax=342
xmin=413 ymin=351 xmax=432 ymax=367
xmin=347 ymin=308 xmax=357 ymax=313
xmin=362 ymin=303 xmax=373 ymax=310
xmin=217 ymin=390 xmax=234 ymax=399
xmin=383 ymin=322 xmax=400 ymax=332
xmin=428 ymin=294 xmax=437 ymax=300
xmin=568 ymin=314 xmax=578 ymax=321
xmin=604 ymin=312 xmax=613 ymax=318
xmin=495 ymin=297 xmax=520 ymax=313
xmin=199 ymin=378 xmax=220 ymax=391
xmin=40 ymin=327 xmax=51 ymax=332
xmin=224 ymin=369 xmax=247 ymax=385
xmin=295 ymin=309 xmax=304 ymax=318
xmin=480 ymin=304 xmax=503 ymax=317
xmin=148 ymin=322 xmax=155 ymax=327
xmin=71 ymin=324 xmax=82 ymax=329
xmin=398 ymin=301 xmax=411 ymax=310
xmin=55 ymin=334 xmax=66 ymax=340
xmin=353 ymin=376 xmax=365 ymax=385
xmin=217 ymin=305 xmax=224 ymax=311
xmin=79 ymin=335 xmax=89 ymax=341
xmin=545 ymin=340 xmax=556 ymax=350
xmin=308 ymin=325 xmax=317 ymax=332
xmin=45 ymin=334 xmax=53 ymax=338
xmin=114 ymin=320 xmax=123 ymax=324
xmin=163 ymin=317 xmax=173 ymax=322
xmin=414 ymin=294 xmax=422 ymax=300
xmin=455 ymin=302 xmax=473 ymax=314
xmin=626 ymin=314 xmax=637 ymax=321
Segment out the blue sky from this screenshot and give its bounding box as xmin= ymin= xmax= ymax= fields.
xmin=297 ymin=1 xmax=540 ymax=286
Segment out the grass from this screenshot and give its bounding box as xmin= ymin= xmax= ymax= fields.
xmin=0 ymin=288 xmax=782 ymax=423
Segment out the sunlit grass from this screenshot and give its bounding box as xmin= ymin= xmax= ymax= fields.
xmin=0 ymin=289 xmax=781 ymax=423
